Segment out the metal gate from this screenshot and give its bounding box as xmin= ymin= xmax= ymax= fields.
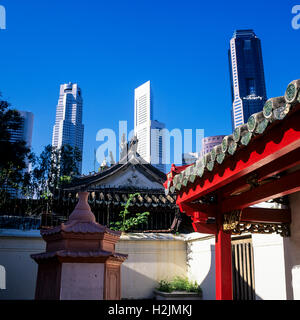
xmin=231 ymin=236 xmax=256 ymax=300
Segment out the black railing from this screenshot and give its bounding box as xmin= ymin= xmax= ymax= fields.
xmin=0 ymin=198 xmax=177 ymax=232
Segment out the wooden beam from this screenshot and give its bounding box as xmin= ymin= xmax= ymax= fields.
xmin=192 ymin=222 xmax=217 ymax=235
xmin=179 ymin=202 xmax=217 ymax=217
xmin=177 ymin=108 xmax=300 ymax=205
xmin=220 ymin=147 xmax=300 ymax=198
xmin=221 ymin=169 xmax=300 ymax=212
xmin=241 ymin=207 xmax=291 ymax=224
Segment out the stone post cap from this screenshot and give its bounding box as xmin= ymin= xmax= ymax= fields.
xmin=68 ymin=191 xmax=96 ymax=223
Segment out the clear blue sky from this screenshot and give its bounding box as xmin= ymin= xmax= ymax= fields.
xmin=0 ymin=0 xmax=299 ymax=174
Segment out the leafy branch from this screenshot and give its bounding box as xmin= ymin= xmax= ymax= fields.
xmin=110 ymin=193 xmax=150 ymax=232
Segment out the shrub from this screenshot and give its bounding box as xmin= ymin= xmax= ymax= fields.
xmin=156 ymin=276 xmax=202 ymax=295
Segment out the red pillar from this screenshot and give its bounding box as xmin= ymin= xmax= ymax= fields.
xmin=215 ymin=226 xmax=233 ymax=300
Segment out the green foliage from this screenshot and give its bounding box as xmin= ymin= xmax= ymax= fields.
xmin=31 ymin=144 xmax=81 ymax=198
xmin=0 ymin=91 xmax=81 ymax=204
xmin=0 ymin=93 xmax=31 ymax=200
xmin=156 ymin=276 xmax=202 ymax=294
xmin=110 ymin=193 xmax=150 ymax=232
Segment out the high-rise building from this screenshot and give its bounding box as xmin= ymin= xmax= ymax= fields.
xmin=201 ymin=135 xmax=225 ymax=157
xmin=9 ymin=110 xmax=34 ymax=174
xmin=52 ymin=82 xmax=84 ymax=173
xmin=229 ymin=30 xmax=267 ymax=129
xmin=134 ymin=81 xmax=165 ymax=173
xmin=9 ymin=111 xmax=34 ymax=150
xmin=6 ymin=110 xmax=34 ymax=197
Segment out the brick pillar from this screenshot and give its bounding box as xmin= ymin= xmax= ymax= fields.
xmin=31 ymin=192 xmax=127 ymax=300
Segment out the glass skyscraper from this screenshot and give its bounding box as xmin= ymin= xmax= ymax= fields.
xmin=52 ymin=83 xmax=84 ymax=173
xmin=229 ymin=30 xmax=267 ymax=129
xmin=134 ymin=81 xmax=166 ymax=173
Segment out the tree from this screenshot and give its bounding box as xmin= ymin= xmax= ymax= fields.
xmin=0 ymin=93 xmax=31 ymax=200
xmin=32 ymin=144 xmax=82 ymax=198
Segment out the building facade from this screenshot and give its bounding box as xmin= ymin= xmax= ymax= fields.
xmin=8 ymin=110 xmax=34 ymax=174
xmin=52 ymin=83 xmax=84 ymax=173
xmin=9 ymin=110 xmax=34 ymax=151
xmin=229 ymin=30 xmax=267 ymax=129
xmin=134 ymin=81 xmax=165 ymax=173
xmin=5 ymin=110 xmax=34 ymax=197
xmin=201 ymin=135 xmax=225 ymax=157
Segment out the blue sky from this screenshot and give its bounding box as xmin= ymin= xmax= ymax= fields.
xmin=0 ymin=0 xmax=299 ymax=174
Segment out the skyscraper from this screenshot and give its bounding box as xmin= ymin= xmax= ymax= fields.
xmin=229 ymin=30 xmax=267 ymax=129
xmin=9 ymin=111 xmax=34 ymax=151
xmin=6 ymin=110 xmax=34 ymax=197
xmin=134 ymin=81 xmax=165 ymax=173
xmin=52 ymin=83 xmax=84 ymax=173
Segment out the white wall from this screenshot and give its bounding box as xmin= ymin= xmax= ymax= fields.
xmin=0 ymin=231 xmax=187 ymax=300
xmin=0 ymin=228 xmax=297 ymax=300
xmin=0 ymin=230 xmax=45 ymax=300
xmin=252 ymin=234 xmax=287 ymax=300
xmin=185 ymin=233 xmax=216 ymax=300
xmin=283 ymin=192 xmax=300 ymax=300
xmin=117 ymin=233 xmax=187 ymax=299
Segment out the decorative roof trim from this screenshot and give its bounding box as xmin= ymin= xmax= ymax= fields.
xmin=165 ymin=79 xmax=300 ymax=196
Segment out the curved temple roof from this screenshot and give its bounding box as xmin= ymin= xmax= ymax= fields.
xmin=164 ymin=79 xmax=300 ymax=196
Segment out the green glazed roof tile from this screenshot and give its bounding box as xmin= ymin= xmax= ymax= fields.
xmin=167 ymin=79 xmax=300 ymax=195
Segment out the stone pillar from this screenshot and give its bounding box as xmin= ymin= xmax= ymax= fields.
xmin=31 ymin=192 xmax=127 ymax=300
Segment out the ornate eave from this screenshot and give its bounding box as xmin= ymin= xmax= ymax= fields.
xmin=164 ymin=79 xmax=300 ymax=237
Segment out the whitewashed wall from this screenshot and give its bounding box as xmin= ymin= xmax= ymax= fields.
xmin=252 ymin=233 xmax=287 ymax=300
xmin=283 ymin=191 xmax=300 ymax=300
xmin=0 ymin=231 xmax=187 ymax=300
xmin=116 ymin=233 xmax=187 ymax=299
xmin=185 ymin=233 xmax=216 ymax=300
xmin=0 ymin=226 xmax=299 ymax=300
xmin=0 ymin=230 xmax=44 ymax=300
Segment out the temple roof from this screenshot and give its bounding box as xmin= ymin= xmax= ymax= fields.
xmin=63 ymin=149 xmax=167 ymax=191
xmin=164 ymin=79 xmax=300 ymax=196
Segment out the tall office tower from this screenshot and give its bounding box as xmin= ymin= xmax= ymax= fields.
xmin=229 ymin=30 xmax=267 ymax=129
xmin=134 ymin=81 xmax=165 ymax=173
xmin=5 ymin=110 xmax=34 ymax=198
xmin=9 ymin=110 xmax=34 ymax=171
xmin=9 ymin=111 xmax=34 ymax=147
xmin=200 ymin=135 xmax=225 ymax=157
xmin=52 ymin=83 xmax=84 ymax=173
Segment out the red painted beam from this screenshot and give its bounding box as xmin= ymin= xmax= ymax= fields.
xmin=192 ymin=222 xmax=217 ymax=235
xmin=177 ymin=108 xmax=300 ymax=205
xmin=220 ymin=147 xmax=300 ymax=199
xmin=241 ymin=207 xmax=291 ymax=224
xmin=221 ymin=169 xmax=300 ymax=212
xmin=179 ymin=202 xmax=217 ymax=216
